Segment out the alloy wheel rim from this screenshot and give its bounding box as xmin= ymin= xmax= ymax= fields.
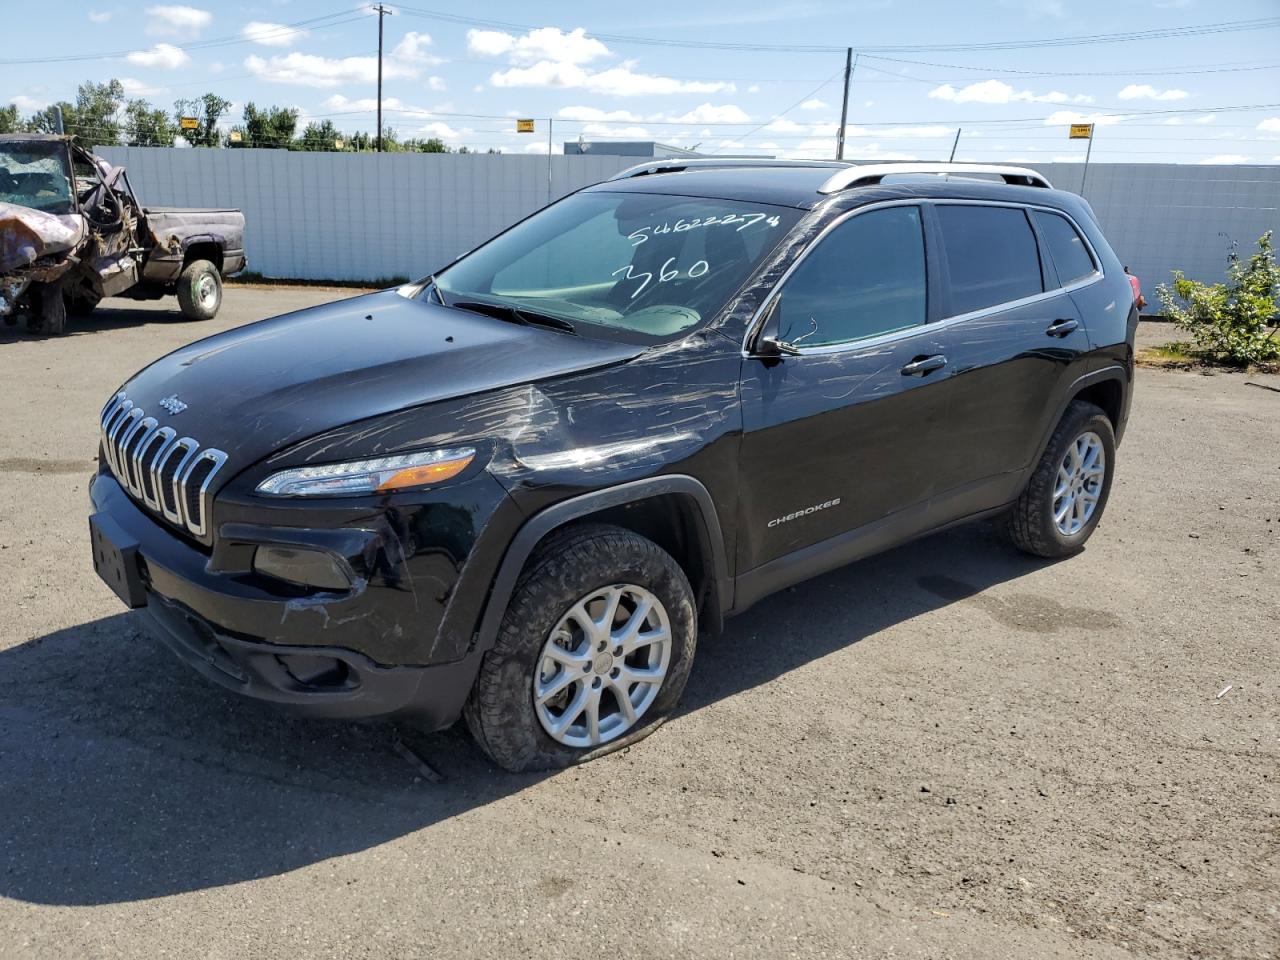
xmin=197 ymin=276 xmax=218 ymax=309
xmin=1053 ymin=431 xmax=1105 ymax=536
xmin=533 ymin=583 xmax=671 ymax=749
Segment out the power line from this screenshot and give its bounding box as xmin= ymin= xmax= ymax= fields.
xmin=859 ymin=54 xmax=1280 ymax=78
xmin=392 ymin=8 xmax=1280 ymax=54
xmin=0 ymin=10 xmax=365 ymax=65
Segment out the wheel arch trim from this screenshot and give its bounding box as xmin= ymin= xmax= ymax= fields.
xmin=1031 ymin=365 xmax=1128 ymax=471
xmin=473 ymin=475 xmax=730 ymax=654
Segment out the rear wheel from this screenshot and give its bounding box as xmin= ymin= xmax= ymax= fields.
xmin=1008 ymin=400 xmax=1116 ymax=558
xmin=176 ymin=259 xmax=222 ymax=320
xmin=65 ymin=292 xmax=100 ymax=317
xmin=464 ymin=524 xmax=697 ymax=772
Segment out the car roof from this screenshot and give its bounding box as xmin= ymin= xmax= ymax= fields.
xmin=584 ymin=163 xmax=1085 ymax=215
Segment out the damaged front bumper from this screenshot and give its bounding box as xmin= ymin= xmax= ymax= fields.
xmin=88 ymin=470 xmax=486 ymax=727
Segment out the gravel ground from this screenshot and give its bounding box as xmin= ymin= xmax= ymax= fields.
xmin=1 ymin=290 xmax=1276 ymax=960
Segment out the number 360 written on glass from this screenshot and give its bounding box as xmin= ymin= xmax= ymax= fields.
xmin=612 ymin=258 xmax=711 ymax=299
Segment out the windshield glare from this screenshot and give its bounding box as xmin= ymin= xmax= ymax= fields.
xmin=0 ymin=142 xmax=74 ymax=214
xmin=435 ymin=191 xmax=801 ymax=342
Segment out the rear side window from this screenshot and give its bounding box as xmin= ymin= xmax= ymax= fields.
xmin=1033 ymin=210 xmax=1097 ymax=286
xmin=936 ymin=205 xmax=1043 ymax=316
xmin=773 ymin=205 xmax=927 ymax=348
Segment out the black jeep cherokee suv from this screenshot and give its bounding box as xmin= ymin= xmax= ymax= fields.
xmin=89 ymin=160 xmax=1136 ymax=771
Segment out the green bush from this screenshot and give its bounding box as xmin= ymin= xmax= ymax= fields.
xmin=1157 ymin=231 xmax=1280 ymax=366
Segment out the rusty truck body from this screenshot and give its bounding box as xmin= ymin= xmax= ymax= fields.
xmin=0 ymin=134 xmax=245 ymax=334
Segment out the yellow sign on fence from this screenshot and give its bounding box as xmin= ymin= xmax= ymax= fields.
xmin=516 ymin=118 xmax=536 ymax=133
xmin=228 ymin=130 xmax=242 ymax=143
xmin=1069 ymin=123 xmax=1094 ymax=140
xmin=179 ymin=116 xmax=199 ymax=130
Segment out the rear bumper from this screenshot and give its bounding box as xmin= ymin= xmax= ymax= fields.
xmin=138 ymin=593 xmax=480 ymax=726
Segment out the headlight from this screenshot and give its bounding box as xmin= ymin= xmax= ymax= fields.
xmin=255 ymin=447 xmax=476 ymax=497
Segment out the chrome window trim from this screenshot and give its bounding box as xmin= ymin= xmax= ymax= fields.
xmin=177 ymin=448 xmax=229 ymax=538
xmin=742 ymin=198 xmax=1103 ymax=358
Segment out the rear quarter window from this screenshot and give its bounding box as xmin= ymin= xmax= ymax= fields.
xmin=1033 ymin=210 xmax=1097 ymax=286
xmin=936 ymin=205 xmax=1043 ymax=316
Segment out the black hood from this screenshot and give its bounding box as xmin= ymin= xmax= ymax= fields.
xmin=117 ymin=289 xmax=642 ymax=469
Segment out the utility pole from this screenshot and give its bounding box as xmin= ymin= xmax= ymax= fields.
xmin=1080 ymin=128 xmax=1095 ymax=197
xmin=547 ymin=117 xmax=553 ymax=205
xmin=949 ymin=128 xmax=961 ymax=162
xmin=835 ymin=48 xmax=853 ymax=161
xmin=374 ymin=4 xmax=391 ymax=153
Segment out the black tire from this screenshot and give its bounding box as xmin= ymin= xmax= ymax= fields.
xmin=176 ymin=259 xmax=222 ymax=320
xmin=1008 ymin=400 xmax=1116 ymax=558
xmin=27 ymin=284 xmax=67 ymax=335
xmin=464 ymin=524 xmax=697 ymax=772
xmin=65 ymin=293 xmax=100 ymax=317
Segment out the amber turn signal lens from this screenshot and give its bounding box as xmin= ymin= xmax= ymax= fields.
xmin=375 ymin=454 xmax=474 ymax=491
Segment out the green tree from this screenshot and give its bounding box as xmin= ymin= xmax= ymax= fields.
xmin=402 ymin=136 xmax=450 ymax=153
xmin=123 ymin=99 xmax=176 ymax=146
xmin=174 ymin=93 xmax=232 ymax=148
xmin=28 ymin=80 xmax=125 ymax=148
xmin=0 ymin=103 xmax=20 ymax=134
xmin=1158 ymin=231 xmax=1280 ymax=366
xmin=297 ymin=119 xmax=344 ymax=151
xmin=234 ymin=102 xmax=298 ymax=148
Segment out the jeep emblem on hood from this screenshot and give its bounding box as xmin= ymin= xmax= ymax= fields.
xmin=158 ymin=394 xmax=188 ymax=415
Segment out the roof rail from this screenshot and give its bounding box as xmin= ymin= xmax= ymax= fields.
xmin=608 ymin=157 xmax=851 ymax=181
xmin=818 ymin=162 xmax=1052 ymax=194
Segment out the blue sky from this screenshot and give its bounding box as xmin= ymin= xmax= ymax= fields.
xmin=3 ymin=0 xmax=1279 ymax=163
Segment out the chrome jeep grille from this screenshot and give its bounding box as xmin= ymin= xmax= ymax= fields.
xmin=99 ymin=392 xmax=229 ymax=539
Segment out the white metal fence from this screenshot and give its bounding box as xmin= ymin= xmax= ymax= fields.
xmin=98 ymin=147 xmax=1280 ymax=296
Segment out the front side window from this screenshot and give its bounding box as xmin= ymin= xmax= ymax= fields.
xmin=936 ymin=205 xmax=1043 ymax=316
xmin=1033 ymin=210 xmax=1097 ymax=286
xmin=435 ymin=191 xmax=801 ymax=344
xmin=771 ymin=205 xmax=927 ymax=349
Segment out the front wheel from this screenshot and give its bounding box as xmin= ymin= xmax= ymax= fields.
xmin=1008 ymin=400 xmax=1116 ymax=558
xmin=176 ymin=259 xmax=222 ymax=320
xmin=464 ymin=524 xmax=697 ymax=772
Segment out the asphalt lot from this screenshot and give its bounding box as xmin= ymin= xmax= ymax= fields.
xmin=1 ymin=288 xmax=1276 ymax=960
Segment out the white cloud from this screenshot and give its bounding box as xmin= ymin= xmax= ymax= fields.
xmin=929 ymin=80 xmax=1091 ymax=105
xmin=145 ymin=5 xmax=212 ymax=37
xmin=393 ymin=31 xmax=441 ymax=64
xmin=127 ymin=43 xmax=191 ymax=69
xmin=864 ymin=99 xmax=875 ymax=108
xmin=426 ymin=76 xmax=446 ymax=92
xmin=764 ymin=118 xmax=807 ymax=133
xmin=245 ymin=52 xmax=417 ymax=88
xmin=467 ymin=27 xmax=609 ymax=65
xmin=241 ymin=21 xmax=307 ymax=47
xmin=88 ymin=10 xmax=111 ymax=22
xmin=1041 ymin=110 xmax=1129 ymax=127
xmin=490 ymin=61 xmax=732 ymax=96
xmin=12 ymin=94 xmax=47 ymax=111
xmin=800 ymin=98 xmax=828 ymax=111
xmin=418 ymin=121 xmax=465 ymax=141
xmin=582 ymin=123 xmax=653 ymax=139
xmin=558 ymin=106 xmax=642 ymax=122
xmin=846 ymin=124 xmax=955 ymax=139
xmin=782 ymin=141 xmax=917 ymax=161
xmin=670 ymin=103 xmax=749 ymax=124
xmin=1118 ymin=84 xmax=1189 ymax=101
xmin=1199 ymin=155 xmax=1251 ymax=165
xmin=1257 ymin=117 xmax=1280 ymax=134
xmin=747 ymin=84 xmax=761 ymax=94
xmin=120 ymin=77 xmax=166 ymax=96
xmin=472 ymin=84 xmax=485 ymax=93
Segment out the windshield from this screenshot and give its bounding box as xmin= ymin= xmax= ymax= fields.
xmin=434 ymin=191 xmax=801 ymax=343
xmin=0 ymin=141 xmax=74 ymax=214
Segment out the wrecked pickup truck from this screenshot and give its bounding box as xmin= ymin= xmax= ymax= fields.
xmin=0 ymin=134 xmax=245 ymax=334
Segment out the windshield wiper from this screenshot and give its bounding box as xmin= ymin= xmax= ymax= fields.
xmin=450 ymin=299 xmax=577 ymax=335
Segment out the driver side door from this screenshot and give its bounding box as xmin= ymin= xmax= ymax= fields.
xmin=735 ymin=203 xmax=954 ymax=579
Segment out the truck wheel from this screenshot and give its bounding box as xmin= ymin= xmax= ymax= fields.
xmin=66 ymin=292 xmax=100 ymax=317
xmin=1008 ymin=400 xmax=1116 ymax=558
xmin=29 ymin=284 xmax=67 ymax=335
xmin=176 ymin=259 xmax=222 ymax=320
xmin=465 ymin=524 xmax=697 ymax=772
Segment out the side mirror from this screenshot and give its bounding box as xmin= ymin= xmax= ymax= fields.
xmin=757 ymin=334 xmax=801 ymax=357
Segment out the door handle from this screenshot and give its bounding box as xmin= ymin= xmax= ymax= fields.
xmin=1046 ymin=318 xmax=1080 ymax=338
xmin=900 ymin=354 xmax=948 ymax=377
